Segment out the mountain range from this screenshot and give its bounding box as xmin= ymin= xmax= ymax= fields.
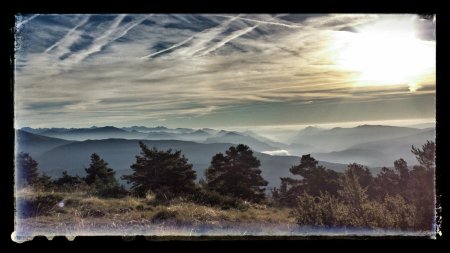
xmin=16 ymin=130 xmax=346 ymax=188
xmin=311 ymin=128 xmax=435 ymax=166
xmin=16 ymin=124 xmax=435 ymax=187
xmin=290 ymin=125 xmax=428 ymax=152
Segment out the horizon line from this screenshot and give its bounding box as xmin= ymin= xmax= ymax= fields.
xmin=16 ymin=117 xmax=436 ymax=130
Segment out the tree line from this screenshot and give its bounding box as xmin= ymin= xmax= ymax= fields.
xmin=272 ymin=141 xmax=435 ymax=231
xmin=17 ymin=142 xmax=268 ymax=201
xmin=16 ymin=140 xmax=435 ymax=231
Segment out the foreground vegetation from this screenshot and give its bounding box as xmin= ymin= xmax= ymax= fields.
xmin=16 ymin=189 xmax=296 ymax=236
xmin=15 ymin=140 xmax=436 ymax=236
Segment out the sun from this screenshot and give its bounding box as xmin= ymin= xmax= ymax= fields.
xmin=331 ymin=16 xmax=435 ymax=92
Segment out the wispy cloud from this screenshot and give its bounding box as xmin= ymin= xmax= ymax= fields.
xmin=16 ymin=14 xmax=40 ymax=29
xmin=198 ymin=24 xmax=259 ymax=56
xmin=44 ymin=15 xmax=92 ymax=54
xmin=213 ymin=14 xmax=303 ymax=28
xmin=141 ymin=35 xmax=194 ymax=59
xmin=14 ymin=14 xmax=436 ymax=128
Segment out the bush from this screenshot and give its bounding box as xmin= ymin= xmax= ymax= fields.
xmin=17 ymin=194 xmax=64 ymax=218
xmin=80 ymin=209 xmax=106 ymax=218
xmin=383 ymin=194 xmax=416 ymax=229
xmin=97 ymin=185 xmax=129 ymax=198
xmin=292 ymin=192 xmax=417 ymax=230
xmin=151 ymin=209 xmax=179 ymax=223
xmin=188 ymin=189 xmax=246 ymax=210
xmin=292 ymin=192 xmax=340 ymax=227
xmin=52 ymin=171 xmax=91 ymax=192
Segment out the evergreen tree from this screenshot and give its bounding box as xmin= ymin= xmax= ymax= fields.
xmin=54 ymin=170 xmax=83 ymax=187
xmin=338 ymin=167 xmax=369 ymax=221
xmin=35 ymin=173 xmax=53 ymax=190
xmin=338 ymin=162 xmax=417 ymax=229
xmin=122 ymin=141 xmax=197 ymax=198
xmin=273 ymin=154 xmax=341 ymax=206
xmin=291 ymin=155 xmax=342 ymax=196
xmin=204 ymin=144 xmax=268 ymax=202
xmin=408 ymin=141 xmax=435 ymax=230
xmin=373 ymin=159 xmax=410 ymax=201
xmin=411 ymin=140 xmax=435 ymax=171
xmin=373 ymin=166 xmax=400 ymax=200
xmin=85 ymin=153 xmax=119 ymax=194
xmin=16 ymin=152 xmax=39 ymax=188
xmin=394 ymin=158 xmax=409 ymax=186
xmin=346 ymin=163 xmax=376 ymax=198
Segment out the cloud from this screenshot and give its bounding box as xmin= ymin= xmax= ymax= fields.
xmin=261 ymin=150 xmax=290 ymax=156
xmin=212 ymin=14 xmax=304 ymax=28
xmin=14 ymin=14 xmax=436 ymax=128
xmin=16 ymin=14 xmax=40 ymax=29
xmin=44 ymin=15 xmax=92 ymax=54
xmin=141 ymin=35 xmax=194 ymax=59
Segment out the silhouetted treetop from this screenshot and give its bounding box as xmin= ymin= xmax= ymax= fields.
xmin=205 ymin=144 xmax=267 ymax=202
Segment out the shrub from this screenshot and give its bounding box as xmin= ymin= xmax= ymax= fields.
xmin=97 ymin=185 xmax=129 ymax=198
xmin=151 ymin=209 xmax=179 ymax=223
xmin=188 ymin=189 xmax=246 ymax=210
xmin=17 ymin=194 xmax=64 ymax=218
xmin=292 ymin=192 xmax=340 ymax=227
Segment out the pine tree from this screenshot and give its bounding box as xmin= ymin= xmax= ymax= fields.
xmin=54 ymin=170 xmax=83 ymax=186
xmin=84 ymin=153 xmax=119 ymax=194
xmin=373 ymin=159 xmax=410 ymax=201
xmin=204 ymin=144 xmax=268 ymax=202
xmin=290 ymin=155 xmax=342 ymax=196
xmin=16 ymin=152 xmax=39 ymax=188
xmin=122 ymin=141 xmax=197 ymax=198
xmin=411 ymin=140 xmax=435 ymax=171
xmin=409 ymin=141 xmax=435 ymax=230
xmin=339 ymin=168 xmax=369 ymax=221
xmin=346 ymin=163 xmax=373 ymax=188
xmin=273 ymin=154 xmax=341 ymax=206
xmin=373 ymin=166 xmax=400 ymax=200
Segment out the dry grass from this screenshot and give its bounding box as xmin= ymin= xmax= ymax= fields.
xmin=15 ymin=190 xmax=297 ymax=237
xmin=15 ymin=190 xmax=428 ymax=239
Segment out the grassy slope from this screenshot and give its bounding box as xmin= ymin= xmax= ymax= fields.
xmin=15 ymin=189 xmax=296 ymax=237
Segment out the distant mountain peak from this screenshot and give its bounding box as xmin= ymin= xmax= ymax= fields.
xmin=356 ymin=124 xmax=384 ymax=128
xmin=224 ymin=131 xmax=242 ymax=137
xmin=217 ymin=130 xmax=230 ymax=136
xmin=298 ymin=126 xmax=324 ymax=135
xmin=90 ymin=126 xmax=127 ymax=132
xmin=99 ymin=126 xmax=119 ymax=129
xmin=304 ymin=126 xmax=321 ymax=129
xmin=192 ymin=129 xmax=209 ymax=134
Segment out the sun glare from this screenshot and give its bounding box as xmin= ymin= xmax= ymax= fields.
xmin=331 ymin=16 xmax=435 ymax=92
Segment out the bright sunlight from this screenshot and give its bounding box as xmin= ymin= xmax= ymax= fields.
xmin=331 ymin=16 xmax=435 ymax=92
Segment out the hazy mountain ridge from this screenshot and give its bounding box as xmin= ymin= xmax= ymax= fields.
xmin=16 ymin=130 xmax=74 ymax=156
xmin=23 ymin=126 xmax=284 ymax=152
xmin=204 ymin=131 xmax=279 ymax=151
xmin=17 ymin=134 xmax=347 ymax=188
xmin=291 ymin=124 xmax=426 ymax=152
xmin=18 ymin=124 xmax=435 ymax=179
xmin=311 ymin=128 xmax=435 ymax=166
xmin=38 ymin=126 xmax=147 ymax=141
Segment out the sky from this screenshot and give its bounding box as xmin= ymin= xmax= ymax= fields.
xmin=14 ymin=14 xmax=436 ymax=129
